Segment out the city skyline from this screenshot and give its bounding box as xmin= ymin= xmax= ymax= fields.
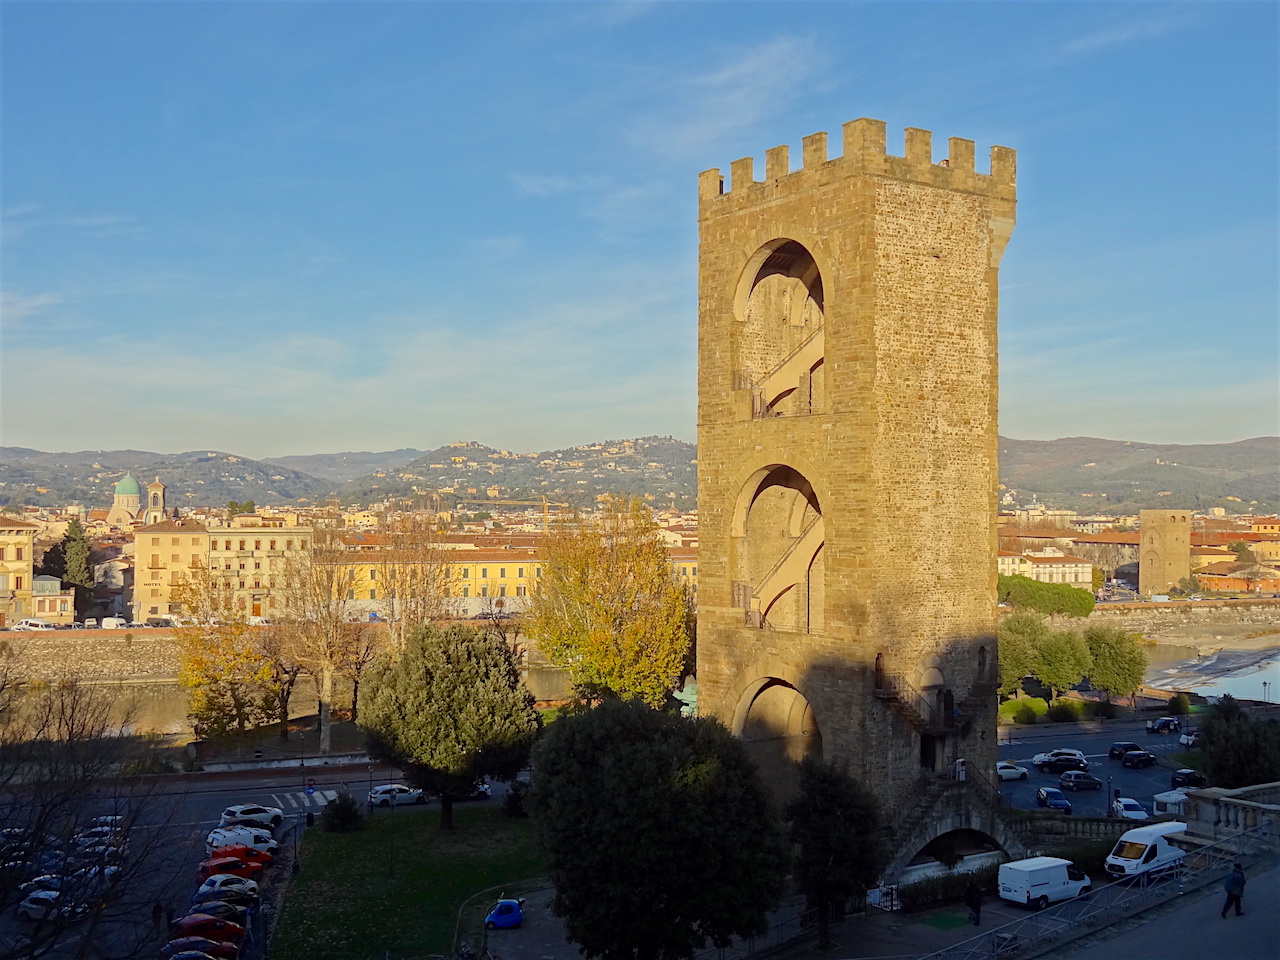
xmin=2 ymin=1 xmax=1277 ymax=459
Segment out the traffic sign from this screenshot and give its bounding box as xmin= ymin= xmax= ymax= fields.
xmin=306 ymin=785 xmax=315 ymax=795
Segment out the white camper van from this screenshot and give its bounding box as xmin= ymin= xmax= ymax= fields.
xmin=998 ymin=857 xmax=1091 ymax=909
xmin=1104 ymin=821 xmax=1187 ymax=879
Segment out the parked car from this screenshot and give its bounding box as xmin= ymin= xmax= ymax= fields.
xmin=1037 ymin=755 xmax=1089 ymax=774
xmin=1032 ymin=748 xmax=1087 ymax=766
xmin=1036 ymin=787 xmax=1072 ymax=813
xmin=1112 ymin=797 xmax=1150 ymax=821
xmin=15 ymin=889 xmax=88 ymax=922
xmin=208 ymin=844 xmax=273 ymax=866
xmin=458 ymin=780 xmax=492 ymax=801
xmin=1108 ymin=740 xmax=1142 ymax=759
xmin=168 ymin=914 xmax=244 ymax=943
xmin=192 ymin=887 xmax=257 ymax=910
xmin=1058 ymin=771 xmax=1103 ymax=791
xmin=368 ymin=784 xmax=425 ymax=807
xmin=1121 ymin=750 xmax=1157 ymax=769
xmin=186 ymin=900 xmax=248 ymax=925
xmin=11 ymin=619 xmax=57 ymax=631
xmin=197 ymin=873 xmax=259 ymax=898
xmin=195 ymin=857 xmax=263 ymax=883
xmin=996 ymin=761 xmax=1029 ymax=781
xmin=1146 ymin=716 xmax=1182 ymax=734
xmin=159 ymin=937 xmax=239 ymax=959
xmin=484 ymin=897 xmax=525 ymax=929
xmin=219 ymin=804 xmax=284 ymax=829
xmin=205 ymin=827 xmax=277 ymax=857
xmin=1171 ymin=768 xmax=1207 ymax=789
xmin=1179 ymin=729 xmax=1202 ymax=748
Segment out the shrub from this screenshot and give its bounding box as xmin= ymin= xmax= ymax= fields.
xmin=895 ymin=864 xmax=1000 ymax=911
xmin=503 ymin=779 xmax=530 ymax=818
xmin=1047 ymin=701 xmax=1080 ymax=722
xmin=320 ymin=791 xmax=365 ymax=833
xmin=1095 ymin=700 xmax=1118 ymax=719
xmin=1168 ymin=693 xmax=1191 ymax=716
xmin=1014 ymin=704 xmax=1038 ymax=725
xmin=1051 ymin=839 xmax=1115 ymax=877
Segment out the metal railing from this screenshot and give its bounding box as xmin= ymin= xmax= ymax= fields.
xmin=690 ymin=907 xmax=817 ymax=960
xmin=915 ymin=821 xmax=1274 ymax=960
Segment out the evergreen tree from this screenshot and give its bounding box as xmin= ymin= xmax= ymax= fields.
xmin=1201 ymin=695 xmax=1280 ymax=788
xmin=357 ymin=622 xmax=541 ymax=829
xmin=784 ymin=757 xmax=888 ymax=948
xmin=528 ymin=700 xmax=787 ymax=960
xmin=61 ymin=517 xmax=94 ymax=617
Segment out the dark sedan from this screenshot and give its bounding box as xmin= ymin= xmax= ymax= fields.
xmin=1108 ymin=740 xmax=1142 ymax=760
xmin=1036 ymin=787 xmax=1073 ymax=813
xmin=1172 ymin=768 xmax=1208 ymax=788
xmin=1037 ymin=755 xmax=1089 ymax=774
xmin=1121 ymin=750 xmax=1157 ymax=769
xmin=1058 ymin=771 xmax=1103 ymax=791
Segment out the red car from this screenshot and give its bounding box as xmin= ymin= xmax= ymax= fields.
xmin=209 ymin=844 xmax=273 ymax=867
xmin=167 ymin=914 xmax=244 ymax=943
xmin=159 ymin=936 xmax=239 ymax=959
xmin=195 ymin=857 xmax=263 ymax=883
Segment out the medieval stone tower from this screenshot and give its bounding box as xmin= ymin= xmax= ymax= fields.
xmin=696 ymin=118 xmax=1020 ymax=876
xmin=1138 ymin=509 xmax=1191 ymax=596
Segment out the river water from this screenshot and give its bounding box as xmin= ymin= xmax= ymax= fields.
xmin=1145 ymin=644 xmax=1280 ymax=703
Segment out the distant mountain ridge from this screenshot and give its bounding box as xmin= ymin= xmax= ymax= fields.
xmin=2 ymin=436 xmax=1275 ymax=514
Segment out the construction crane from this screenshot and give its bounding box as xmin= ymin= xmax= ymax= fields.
xmin=454 ymin=497 xmax=572 ymax=532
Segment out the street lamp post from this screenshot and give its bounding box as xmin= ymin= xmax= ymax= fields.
xmin=1107 ymin=777 xmax=1113 ymax=816
xmin=1263 ymin=681 xmax=1270 ymax=703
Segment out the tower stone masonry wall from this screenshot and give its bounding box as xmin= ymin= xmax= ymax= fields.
xmin=696 ymin=118 xmax=1015 ymax=828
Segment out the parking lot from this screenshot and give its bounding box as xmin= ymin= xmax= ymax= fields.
xmin=996 ymin=720 xmax=1195 ymax=817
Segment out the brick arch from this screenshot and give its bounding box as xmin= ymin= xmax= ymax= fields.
xmin=729 ymin=224 xmax=839 ymax=323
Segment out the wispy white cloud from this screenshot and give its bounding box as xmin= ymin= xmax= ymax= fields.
xmin=0 ymin=291 xmax=63 ymax=328
xmin=628 ymin=35 xmax=825 ymax=161
xmin=1058 ymin=6 xmax=1199 ymax=57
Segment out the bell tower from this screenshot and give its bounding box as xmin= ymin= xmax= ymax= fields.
xmin=695 ymin=118 xmax=1016 ymax=864
xmin=144 ymin=477 xmax=167 ymax=526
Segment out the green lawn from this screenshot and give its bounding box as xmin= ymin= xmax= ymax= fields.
xmin=270 ymin=804 xmax=548 ymax=960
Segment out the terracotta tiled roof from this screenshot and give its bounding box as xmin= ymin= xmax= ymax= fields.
xmin=135 ymin=518 xmax=208 ymax=534
xmin=0 ymin=516 xmax=39 ymax=529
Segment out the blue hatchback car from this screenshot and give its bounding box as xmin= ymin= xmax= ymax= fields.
xmin=1036 ymin=786 xmax=1072 ymax=814
xmin=484 ymin=898 xmax=525 ymax=930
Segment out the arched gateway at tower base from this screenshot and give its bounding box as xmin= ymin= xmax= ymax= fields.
xmin=695 ymin=118 xmax=1022 ymax=874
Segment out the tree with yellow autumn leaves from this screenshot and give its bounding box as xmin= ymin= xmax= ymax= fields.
xmin=526 ymin=497 xmax=692 ymax=707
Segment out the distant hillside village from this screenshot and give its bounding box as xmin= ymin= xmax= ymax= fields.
xmin=1 ymin=472 xmax=1278 ymax=628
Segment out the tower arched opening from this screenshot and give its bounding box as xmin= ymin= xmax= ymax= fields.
xmin=731 ymin=465 xmax=824 ymax=632
xmin=733 ymin=677 xmax=823 ymax=801
xmin=733 ymin=239 xmax=826 ymax=418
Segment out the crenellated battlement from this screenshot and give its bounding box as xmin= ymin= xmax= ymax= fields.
xmin=698 ymin=117 xmax=1015 ymax=208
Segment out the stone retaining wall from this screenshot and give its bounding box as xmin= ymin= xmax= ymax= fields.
xmin=2 ymin=628 xmax=181 ymax=682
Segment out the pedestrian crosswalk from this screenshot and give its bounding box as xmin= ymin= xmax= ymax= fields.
xmin=271 ymin=789 xmax=339 ymax=809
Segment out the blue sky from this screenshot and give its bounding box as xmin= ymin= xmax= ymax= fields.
xmin=2 ymin=0 xmax=1276 ymax=459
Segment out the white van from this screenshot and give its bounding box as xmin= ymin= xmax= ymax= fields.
xmin=205 ymin=826 xmax=279 ymax=856
xmin=998 ymin=856 xmax=1091 ymax=909
xmin=1104 ymin=822 xmax=1187 ymax=879
xmin=100 ymin=617 xmax=128 ymax=630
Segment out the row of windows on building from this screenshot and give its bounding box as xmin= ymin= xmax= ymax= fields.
xmin=0 ymin=574 xmax=25 ymax=591
xmin=145 ymin=536 xmax=310 ymax=551
xmin=0 ymin=546 xmax=26 ymax=561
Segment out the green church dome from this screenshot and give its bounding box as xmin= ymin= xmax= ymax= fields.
xmin=114 ymin=474 xmax=141 ymax=497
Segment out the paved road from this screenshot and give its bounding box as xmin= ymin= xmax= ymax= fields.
xmin=995 ymin=720 xmax=1192 ymax=817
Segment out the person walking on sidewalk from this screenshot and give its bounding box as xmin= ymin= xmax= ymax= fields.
xmin=965 ymin=882 xmax=982 ymax=926
xmin=1221 ymin=862 xmax=1246 ymax=918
